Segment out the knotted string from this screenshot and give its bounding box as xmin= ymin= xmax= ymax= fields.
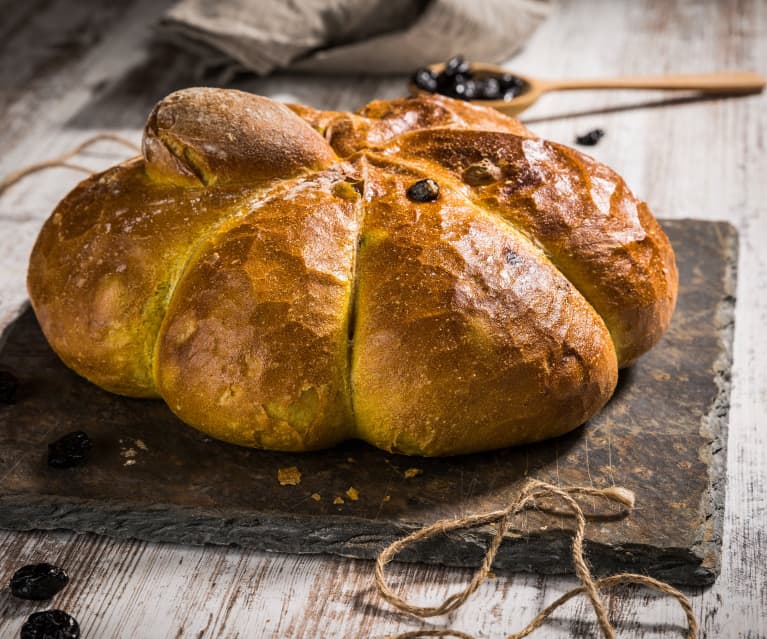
xmin=375 ymin=479 xmax=697 ymax=639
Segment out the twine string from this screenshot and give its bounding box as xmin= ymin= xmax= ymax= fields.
xmin=376 ymin=479 xmax=697 ymax=639
xmin=0 ymin=133 xmax=139 ymax=196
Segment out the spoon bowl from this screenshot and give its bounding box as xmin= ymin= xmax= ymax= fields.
xmin=408 ymin=62 xmax=766 ymax=117
xmin=408 ymin=62 xmax=540 ymax=116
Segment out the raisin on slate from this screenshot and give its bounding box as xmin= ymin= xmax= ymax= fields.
xmin=407 ymin=179 xmax=440 ymax=202
xmin=575 ymin=128 xmax=606 ymax=146
xmin=48 ymin=431 xmax=91 ymax=468
xmin=10 ymin=564 xmax=69 ymax=600
xmin=0 ymin=370 xmax=18 ymax=404
xmin=20 ymin=610 xmax=80 ymax=639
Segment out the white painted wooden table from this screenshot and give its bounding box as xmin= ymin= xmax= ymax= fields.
xmin=1 ymin=1 xmax=765 ymax=637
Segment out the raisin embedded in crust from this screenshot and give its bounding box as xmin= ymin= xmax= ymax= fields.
xmin=407 ymin=179 xmax=440 ymax=202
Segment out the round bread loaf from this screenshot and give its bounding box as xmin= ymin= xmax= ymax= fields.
xmin=27 ymin=89 xmax=677 ymax=456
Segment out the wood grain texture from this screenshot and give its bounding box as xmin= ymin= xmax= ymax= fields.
xmin=0 ymin=0 xmax=765 ymax=637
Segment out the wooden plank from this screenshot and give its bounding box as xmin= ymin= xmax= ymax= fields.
xmin=0 ymin=0 xmax=765 ymax=637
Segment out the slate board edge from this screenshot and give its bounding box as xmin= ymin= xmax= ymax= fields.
xmin=690 ymin=220 xmax=738 ymax=580
xmin=0 ymin=494 xmax=716 ymax=585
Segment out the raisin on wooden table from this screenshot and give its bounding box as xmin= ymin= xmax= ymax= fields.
xmin=20 ymin=610 xmax=80 ymax=639
xmin=10 ymin=563 xmax=69 ymax=600
xmin=575 ymin=128 xmax=606 ymax=146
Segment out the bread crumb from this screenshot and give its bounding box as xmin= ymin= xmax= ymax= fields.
xmin=383 ymin=495 xmax=391 ymax=503
xmin=346 ymin=487 xmax=360 ymax=501
xmin=487 ymin=571 xmax=496 ymax=579
xmin=277 ymin=466 xmax=301 ymax=486
xmin=135 ymin=439 xmax=148 ymax=451
xmin=124 ymin=459 xmax=136 ymax=467
xmin=310 ymin=493 xmax=321 ymax=501
xmin=333 ymin=496 xmax=344 ymax=505
xmin=404 ymin=467 xmax=423 ymax=479
xmin=347 ymin=457 xmax=356 ymax=464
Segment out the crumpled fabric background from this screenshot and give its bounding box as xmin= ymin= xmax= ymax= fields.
xmin=158 ymin=0 xmax=551 ymax=76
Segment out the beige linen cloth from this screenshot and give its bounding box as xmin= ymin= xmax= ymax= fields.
xmin=159 ymin=0 xmax=551 ymax=75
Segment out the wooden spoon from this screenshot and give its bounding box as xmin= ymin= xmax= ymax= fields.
xmin=409 ymin=63 xmax=766 ymax=116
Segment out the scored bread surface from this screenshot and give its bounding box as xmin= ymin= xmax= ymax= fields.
xmin=27 ymin=89 xmax=677 ymax=456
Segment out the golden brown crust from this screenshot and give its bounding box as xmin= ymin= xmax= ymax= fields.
xmin=27 ymin=89 xmax=677 ymax=455
xmin=155 ymin=164 xmax=361 ymax=450
xmin=144 ymin=88 xmax=336 ymax=187
xmin=27 ymin=158 xmax=264 ymax=396
xmin=352 ymin=157 xmax=618 ymax=455
xmin=387 ymin=129 xmax=678 ymax=366
xmin=289 ymin=94 xmax=533 ymax=158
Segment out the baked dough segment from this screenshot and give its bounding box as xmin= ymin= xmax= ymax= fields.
xmin=290 ymin=94 xmax=534 ymax=158
xmin=27 ymin=158 xmax=260 ymax=397
xmin=27 ymin=90 xmax=678 ymax=456
xmin=29 ymin=88 xmax=342 ymax=400
xmin=350 ymin=158 xmax=618 ymax=456
xmin=390 ymin=128 xmax=678 ymax=366
xmin=144 ymin=88 xmax=336 ymax=187
xmin=154 ymin=165 xmax=361 ymax=451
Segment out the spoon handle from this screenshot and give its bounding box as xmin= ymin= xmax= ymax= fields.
xmin=545 ymin=71 xmax=765 ymax=94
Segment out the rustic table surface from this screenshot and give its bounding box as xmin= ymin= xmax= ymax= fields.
xmin=0 ymin=1 xmax=765 ymax=637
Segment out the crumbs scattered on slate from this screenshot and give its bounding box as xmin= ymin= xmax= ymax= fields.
xmin=10 ymin=564 xmax=69 ymax=600
xmin=48 ymin=431 xmax=92 ymax=468
xmin=0 ymin=370 xmax=18 ymax=404
xmin=20 ymin=610 xmax=80 ymax=639
xmin=575 ymin=129 xmax=606 ymax=146
xmin=277 ymin=466 xmax=301 ymax=486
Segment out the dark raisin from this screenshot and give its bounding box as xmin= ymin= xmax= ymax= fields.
xmin=499 ymin=73 xmax=526 ymax=100
xmin=48 ymin=431 xmax=91 ymax=468
xmin=10 ymin=564 xmax=69 ymax=600
xmin=575 ymin=128 xmax=606 ymax=146
xmin=20 ymin=610 xmax=80 ymax=639
xmin=416 ymin=57 xmax=530 ymax=103
xmin=413 ymin=67 xmax=438 ymax=93
xmin=450 ymin=79 xmax=478 ymax=101
xmin=443 ymin=55 xmax=470 ymax=78
xmin=0 ymin=370 xmax=18 ymax=404
xmin=407 ymin=179 xmax=440 ymax=202
xmin=476 ymin=76 xmax=502 ymax=100
xmin=500 ymin=73 xmax=525 ymax=89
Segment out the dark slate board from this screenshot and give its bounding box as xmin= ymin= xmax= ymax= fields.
xmin=0 ymin=219 xmax=736 ymax=586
